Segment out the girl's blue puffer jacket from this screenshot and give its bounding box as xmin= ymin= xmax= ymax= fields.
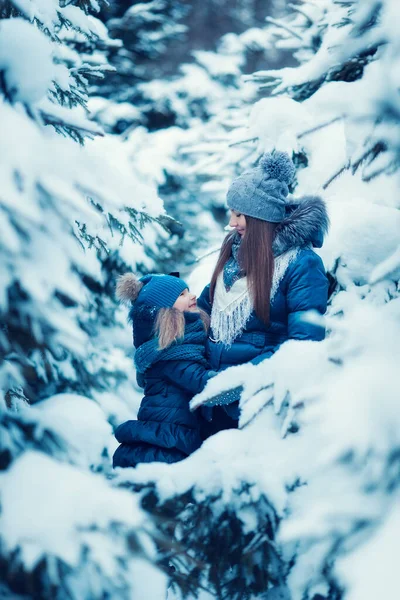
xmin=113 ymin=313 xmax=212 ymax=468
xmin=197 ymin=196 xmax=330 ymax=427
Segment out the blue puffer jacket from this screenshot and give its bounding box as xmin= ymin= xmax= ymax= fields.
xmin=113 ymin=315 xmax=212 ymax=468
xmin=197 ymin=196 xmax=329 ymax=428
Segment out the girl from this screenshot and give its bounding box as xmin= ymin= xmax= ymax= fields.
xmin=195 ymin=150 xmax=330 ymax=429
xmin=113 ymin=273 xmax=216 ymax=468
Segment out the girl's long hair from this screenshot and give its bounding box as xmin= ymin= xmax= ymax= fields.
xmin=210 ymin=217 xmax=276 ymax=325
xmin=154 ymin=308 xmax=210 ymax=350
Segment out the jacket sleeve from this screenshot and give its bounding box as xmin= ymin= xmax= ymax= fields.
xmin=157 ymin=360 xmax=214 ymax=395
xmin=286 ymin=251 xmax=328 ymax=341
xmin=250 ymin=350 xmax=274 ymax=366
xmin=197 ymin=284 xmax=212 ymax=315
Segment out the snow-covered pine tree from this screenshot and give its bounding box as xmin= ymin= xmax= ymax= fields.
xmin=108 ymin=7 xmax=292 ymax=276
xmin=92 ymin=0 xmax=189 ymax=129
xmin=0 ymin=1 xmax=169 ymax=597
xmin=0 ymin=0 xmax=168 ymax=407
xmin=115 ymin=2 xmax=400 ymax=599
xmin=93 ymin=0 xmax=283 ymax=134
xmin=88 ymin=0 xmax=296 ymax=278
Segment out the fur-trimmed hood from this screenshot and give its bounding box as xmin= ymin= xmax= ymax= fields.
xmin=272 ymin=195 xmax=329 ymax=256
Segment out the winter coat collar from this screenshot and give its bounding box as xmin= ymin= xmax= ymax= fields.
xmin=272 ymin=195 xmax=329 ymax=257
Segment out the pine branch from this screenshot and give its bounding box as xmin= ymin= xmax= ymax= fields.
xmin=265 ymin=16 xmax=305 ymax=42
xmin=322 ymin=162 xmax=350 ymax=189
xmin=351 ymin=141 xmax=386 ymax=173
xmin=40 ymin=111 xmax=104 ymax=139
xmin=298 ymin=115 xmax=345 ymax=139
xmin=229 ymin=136 xmax=258 ymax=147
xmin=288 ymin=3 xmax=314 ymax=26
xmin=189 ymin=246 xmax=221 ymax=265
xmin=362 ymin=163 xmax=392 ymax=182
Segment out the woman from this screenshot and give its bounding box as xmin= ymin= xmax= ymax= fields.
xmin=196 ymin=150 xmax=329 ymax=430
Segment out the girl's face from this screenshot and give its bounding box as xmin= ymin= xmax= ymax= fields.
xmin=173 ymin=288 xmax=197 ymax=312
xmin=229 ymin=210 xmax=246 ymax=236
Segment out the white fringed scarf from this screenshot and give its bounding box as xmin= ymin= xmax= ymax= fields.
xmin=210 ymin=248 xmax=299 ymax=346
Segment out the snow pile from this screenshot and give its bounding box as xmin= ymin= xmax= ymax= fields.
xmin=0 ymin=18 xmax=55 ymax=104
xmin=32 ymin=394 xmax=115 ymax=469
xmin=335 ymin=500 xmax=400 ymax=600
xmin=0 ymin=451 xmax=167 ymax=599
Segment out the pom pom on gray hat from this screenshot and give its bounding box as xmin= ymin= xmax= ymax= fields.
xmin=116 ymin=273 xmax=143 ymax=304
xmin=226 ymin=150 xmax=296 ymax=223
xmin=259 ymin=150 xmax=296 ymax=185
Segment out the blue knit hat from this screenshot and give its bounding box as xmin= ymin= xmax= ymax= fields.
xmin=227 ymin=151 xmax=296 ymax=223
xmin=136 ymin=274 xmax=188 ymax=309
xmin=116 ymin=273 xmax=188 ymax=310
xmin=116 ymin=273 xmax=189 ymax=348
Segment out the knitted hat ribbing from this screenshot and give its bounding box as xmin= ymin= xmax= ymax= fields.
xmin=227 ymin=151 xmax=296 ymax=223
xmin=137 ymin=274 xmax=188 ymax=309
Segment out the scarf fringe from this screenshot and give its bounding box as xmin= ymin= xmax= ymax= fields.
xmin=211 ymin=248 xmax=300 ymax=347
xmin=211 ymin=288 xmax=252 ymax=347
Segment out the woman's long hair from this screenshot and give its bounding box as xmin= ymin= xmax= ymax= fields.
xmin=210 ymin=217 xmax=276 ymax=325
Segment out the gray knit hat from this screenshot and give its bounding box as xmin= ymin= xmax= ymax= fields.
xmin=227 ymin=151 xmax=296 ymax=223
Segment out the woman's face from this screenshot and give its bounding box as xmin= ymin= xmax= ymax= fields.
xmin=229 ymin=210 xmax=246 ymax=236
xmin=173 ymin=288 xmax=197 ymax=312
